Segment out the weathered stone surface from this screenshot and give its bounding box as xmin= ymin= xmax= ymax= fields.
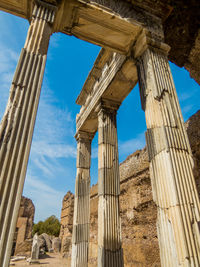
xmin=0 ymin=2 xmax=56 ymax=267
xmin=97 ymin=101 xmax=123 ymax=266
xmin=185 ymin=110 xmax=200 ymax=199
xmin=14 ymin=196 xmax=35 ymax=256
xmin=126 ymin=0 xmax=200 ymax=85
xmin=0 ymin=1 xmax=199 ymax=85
xmin=52 ymin=237 xmax=61 ymax=253
xmin=31 ymin=234 xmax=40 ymax=260
xmin=39 ymin=233 xmax=52 ymax=252
xmin=60 ymin=110 xmax=200 ymax=266
xmin=60 ymin=191 xmax=74 ymax=257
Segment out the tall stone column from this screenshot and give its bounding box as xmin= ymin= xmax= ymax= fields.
xmin=97 ymin=99 xmax=124 ymax=267
xmin=136 ymin=32 xmax=200 ymax=266
xmin=0 ymin=1 xmax=57 ymax=267
xmin=71 ymin=131 xmax=93 ymax=267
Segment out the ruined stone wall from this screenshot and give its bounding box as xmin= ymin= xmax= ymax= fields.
xmin=14 ymin=196 xmax=35 ymax=256
xmin=60 ymin=110 xmax=200 ymax=266
xmin=60 ymin=191 xmax=74 ymax=264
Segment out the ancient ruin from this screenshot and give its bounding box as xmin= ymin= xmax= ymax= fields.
xmin=0 ymin=1 xmax=199 ymax=267
xmin=59 ymin=110 xmax=200 ymax=266
xmin=13 ymin=196 xmax=35 ymax=257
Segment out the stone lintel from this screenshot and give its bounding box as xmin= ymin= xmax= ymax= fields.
xmin=133 ymin=29 xmax=170 ymax=59
xmin=75 ymin=51 xmax=137 ymax=134
xmin=76 ymin=48 xmax=111 ymax=106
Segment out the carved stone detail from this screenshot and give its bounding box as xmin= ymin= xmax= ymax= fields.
xmin=71 ymin=131 xmax=93 ymax=267
xmin=0 ymin=2 xmax=56 ymax=267
xmin=82 ymin=0 xmax=164 ymax=41
xmin=137 ymin=44 xmax=200 ymax=266
xmin=97 ymin=101 xmax=124 ymax=267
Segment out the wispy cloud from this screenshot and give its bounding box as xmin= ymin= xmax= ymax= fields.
xmin=0 ymin=44 xmax=20 ymax=118
xmin=182 ymin=104 xmax=193 ymax=114
xmin=119 ymin=132 xmax=145 ymax=156
xmin=24 ymin=175 xmax=65 ymax=221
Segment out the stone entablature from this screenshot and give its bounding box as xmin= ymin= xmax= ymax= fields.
xmin=1 ymin=0 xmax=199 ymax=84
xmin=76 ymin=49 xmax=137 ymax=133
xmin=0 ymin=0 xmax=167 ymax=53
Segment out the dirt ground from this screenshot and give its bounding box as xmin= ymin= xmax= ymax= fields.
xmin=10 ymin=253 xmax=70 ymax=267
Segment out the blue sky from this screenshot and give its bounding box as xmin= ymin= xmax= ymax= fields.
xmin=0 ymin=11 xmax=199 ymax=222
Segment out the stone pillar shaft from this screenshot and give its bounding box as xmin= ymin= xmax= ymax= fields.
xmin=71 ymin=131 xmax=93 ymax=267
xmin=97 ymin=100 xmax=124 ymax=267
xmin=0 ymin=2 xmax=56 ymax=267
xmin=137 ymin=45 xmax=200 ymax=266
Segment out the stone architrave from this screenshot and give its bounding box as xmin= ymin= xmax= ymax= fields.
xmin=136 ymin=32 xmax=200 ymax=266
xmin=71 ymin=131 xmax=94 ymax=267
xmin=0 ymin=1 xmax=57 ymax=267
xmin=31 ymin=233 xmax=40 ymax=260
xmin=97 ymin=99 xmax=124 ymax=267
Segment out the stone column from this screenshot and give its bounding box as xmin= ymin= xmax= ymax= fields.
xmin=97 ymin=99 xmax=124 ymax=267
xmin=0 ymin=2 xmax=57 ymax=267
xmin=136 ymin=32 xmax=200 ymax=266
xmin=71 ymin=131 xmax=93 ymax=267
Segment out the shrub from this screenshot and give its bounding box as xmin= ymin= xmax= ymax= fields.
xmin=33 ymin=215 xmax=60 ymax=237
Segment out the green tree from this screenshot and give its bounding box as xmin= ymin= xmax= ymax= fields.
xmin=33 ymin=215 xmax=60 ymax=237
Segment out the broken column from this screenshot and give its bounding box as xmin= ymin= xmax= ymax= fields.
xmin=71 ymin=131 xmax=94 ymax=267
xmin=97 ymin=99 xmax=124 ymax=267
xmin=136 ymin=31 xmax=200 ymax=266
xmin=31 ymin=233 xmax=40 ymax=261
xmin=0 ymin=2 xmax=57 ymax=267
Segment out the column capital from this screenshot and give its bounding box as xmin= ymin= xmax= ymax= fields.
xmin=133 ymin=29 xmax=170 ymax=59
xmin=96 ymin=98 xmax=121 ymax=115
xmin=75 ymin=130 xmax=94 ymax=142
xmin=32 ymin=0 xmax=57 ymax=24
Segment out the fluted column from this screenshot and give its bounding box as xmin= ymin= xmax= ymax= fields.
xmin=97 ymin=99 xmax=124 ymax=267
xmin=136 ymin=32 xmax=200 ymax=266
xmin=71 ymin=131 xmax=94 ymax=267
xmin=0 ymin=1 xmax=57 ymax=267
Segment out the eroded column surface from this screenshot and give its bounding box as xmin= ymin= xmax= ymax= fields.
xmin=137 ymin=37 xmax=200 ymax=266
xmin=71 ymin=131 xmax=93 ymax=267
xmin=97 ymin=99 xmax=124 ymax=267
xmin=0 ymin=2 xmax=56 ymax=267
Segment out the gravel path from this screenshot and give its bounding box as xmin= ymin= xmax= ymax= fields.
xmin=10 ymin=253 xmax=70 ymax=267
